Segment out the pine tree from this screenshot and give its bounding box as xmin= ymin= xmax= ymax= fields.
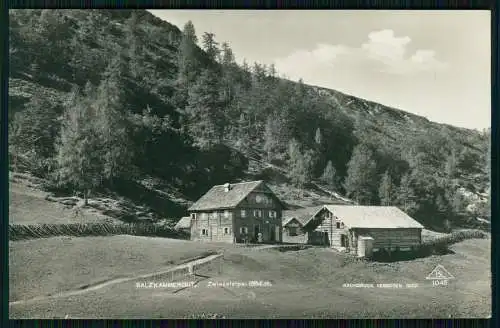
xmin=219 ymin=41 xmax=238 ymax=117
xmin=236 ymin=112 xmax=249 ymax=148
xmin=288 ymin=140 xmax=313 ymax=195
xmin=240 ymin=59 xmax=252 ymax=88
xmin=93 ymin=59 xmax=134 ymax=183
xmin=176 ymin=20 xmax=200 ymax=108
xmin=185 ymin=69 xmax=224 ymax=150
xmin=263 ymin=115 xmax=281 ymax=162
xmin=320 ymin=160 xmax=337 ymax=190
xmin=55 ymin=88 xmax=103 ymax=203
xmin=124 ymin=11 xmax=142 ymax=79
xmin=444 ymin=149 xmax=458 ymax=179
xmin=343 ymin=143 xmax=378 ymax=204
xmin=449 ymin=189 xmax=466 ymax=216
xmin=396 ymin=173 xmax=419 ymax=215
xmin=221 ymin=42 xmax=235 ymax=66
xmin=252 ymin=62 xmax=267 ymax=86
xmin=268 ymin=63 xmax=277 ymax=79
xmin=435 ymin=193 xmax=450 ymax=224
xmin=201 ymin=32 xmax=220 ymax=62
xmin=8 ymin=94 xmax=61 ymax=176
xmin=378 ymin=170 xmax=394 ymax=206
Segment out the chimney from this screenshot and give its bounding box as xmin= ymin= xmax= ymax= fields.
xmin=224 ymin=183 xmax=231 ymax=192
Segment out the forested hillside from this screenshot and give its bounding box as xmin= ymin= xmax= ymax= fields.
xmin=8 ymin=9 xmax=490 ymax=231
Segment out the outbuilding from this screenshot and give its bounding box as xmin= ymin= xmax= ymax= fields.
xmin=303 ymin=205 xmax=424 ymax=255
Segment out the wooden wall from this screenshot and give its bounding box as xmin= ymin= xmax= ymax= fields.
xmin=191 ymin=211 xmax=234 ymax=243
xmin=233 ymin=204 xmax=282 ymax=243
xmin=352 ymin=228 xmax=422 ymax=251
xmin=307 ymin=208 xmax=349 ymax=248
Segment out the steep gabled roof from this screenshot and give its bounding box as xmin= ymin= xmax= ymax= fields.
xmin=282 ymin=217 xmax=302 ymax=227
xmin=322 ymin=205 xmax=424 ymax=229
xmin=188 ymin=180 xmax=281 ymax=212
xmin=282 ymin=205 xmax=324 ymax=227
xmin=174 ymin=216 xmax=191 ymax=229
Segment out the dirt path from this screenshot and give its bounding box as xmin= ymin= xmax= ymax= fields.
xmin=9 ymin=253 xmax=223 ymax=306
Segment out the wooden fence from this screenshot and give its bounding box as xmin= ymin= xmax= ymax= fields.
xmin=420 ymin=229 xmax=488 ymax=252
xmin=9 ymin=222 xmax=190 ymax=241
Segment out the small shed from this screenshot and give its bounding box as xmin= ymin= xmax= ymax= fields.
xmin=174 ymin=216 xmax=192 ymax=234
xmin=282 ymin=206 xmax=325 ymax=244
xmin=357 ymin=236 xmax=374 ymax=258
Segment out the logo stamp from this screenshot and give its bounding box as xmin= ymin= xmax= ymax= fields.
xmin=426 ymin=264 xmax=454 ymax=286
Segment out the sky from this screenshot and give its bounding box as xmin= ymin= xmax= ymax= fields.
xmin=148 ymin=10 xmax=491 ymax=130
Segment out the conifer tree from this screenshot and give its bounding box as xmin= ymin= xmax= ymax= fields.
xmin=175 ymin=20 xmax=200 ymax=108
xmin=378 ymin=170 xmax=394 ymax=206
xmin=343 ymin=143 xmax=378 ymax=204
xmin=263 ymin=115 xmax=281 ymax=162
xmin=320 ymin=160 xmax=337 ymax=190
xmin=8 ymin=93 xmax=60 ymax=176
xmin=185 ymin=69 xmax=224 ymax=150
xmin=202 ymin=32 xmax=220 ymax=62
xmin=93 ymin=58 xmax=134 ymax=182
xmin=288 ymin=140 xmax=313 ymax=195
xmin=55 ymin=88 xmax=102 ymax=203
xmin=396 ymin=173 xmax=419 ymax=215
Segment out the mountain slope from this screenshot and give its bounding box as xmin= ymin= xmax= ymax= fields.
xmin=8 ymin=9 xmax=490 ymax=230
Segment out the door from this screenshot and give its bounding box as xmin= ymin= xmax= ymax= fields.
xmin=254 ymin=225 xmax=260 ymax=242
xmin=323 ymin=230 xmax=330 ymax=246
xmin=270 ymin=226 xmax=275 ymax=242
xmin=341 ymin=234 xmax=348 ymax=247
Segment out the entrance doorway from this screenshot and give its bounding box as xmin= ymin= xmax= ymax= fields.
xmin=270 ymin=226 xmax=275 ymax=242
xmin=341 ymin=234 xmax=348 ymax=247
xmin=254 ymin=225 xmax=260 ymax=241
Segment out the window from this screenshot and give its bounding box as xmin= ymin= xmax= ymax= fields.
xmin=224 ymin=210 xmax=230 ymax=218
xmin=224 ymin=227 xmax=230 ymax=234
xmin=336 ymin=222 xmax=341 ymax=229
xmin=191 ymin=213 xmax=196 ymax=219
xmin=269 ymin=210 xmax=276 ymax=218
xmin=201 ymin=229 xmax=208 ymax=236
xmin=241 ymin=209 xmax=246 ymax=218
xmin=240 ymin=227 xmax=248 ymax=234
xmin=254 ymin=210 xmax=262 ymax=218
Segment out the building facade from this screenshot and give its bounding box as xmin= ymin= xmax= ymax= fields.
xmin=283 ymin=205 xmax=424 ymax=255
xmin=188 ymin=180 xmax=285 ymax=244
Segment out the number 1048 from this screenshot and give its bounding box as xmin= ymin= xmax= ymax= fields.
xmin=432 ymin=280 xmax=448 ymax=286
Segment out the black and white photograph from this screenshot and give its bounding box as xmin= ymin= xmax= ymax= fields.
xmin=7 ymin=9 xmax=491 ymax=319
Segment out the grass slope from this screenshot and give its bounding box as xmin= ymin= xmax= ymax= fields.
xmin=9 ymin=237 xmax=490 ymax=318
xmin=9 ymin=236 xmax=236 ymax=302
